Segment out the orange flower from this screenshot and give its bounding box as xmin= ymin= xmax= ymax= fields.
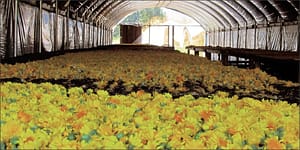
xmin=227 ymin=128 xmax=237 ymax=135
xmin=2 ymin=121 xmax=22 ymax=139
xmin=109 ymin=98 xmax=120 ymax=105
xmin=72 ymin=123 xmax=83 ymax=131
xmin=266 ymin=138 xmax=284 ymax=149
xmin=24 ymin=136 xmax=35 ymax=143
xmin=218 ymin=138 xmax=227 ymax=147
xmin=200 ymin=110 xmax=214 ymax=121
xmin=176 ymin=75 xmax=184 ymax=82
xmin=146 ymin=72 xmax=154 ymax=80
xmin=60 ymin=105 xmax=68 ymax=112
xmin=136 ymin=90 xmax=145 ymax=97
xmin=174 ymin=113 xmax=183 ymax=123
xmin=76 ymin=110 xmax=87 ymax=119
xmin=18 ymin=111 xmax=32 ymax=123
xmin=267 ymin=121 xmax=276 ymax=130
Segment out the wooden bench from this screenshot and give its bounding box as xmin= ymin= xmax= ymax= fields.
xmin=186 ymin=45 xmax=299 ymax=68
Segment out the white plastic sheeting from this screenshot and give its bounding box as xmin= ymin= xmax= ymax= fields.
xmin=207 ymin=23 xmax=299 ymax=52
xmin=0 ymin=2 xmax=112 ymax=58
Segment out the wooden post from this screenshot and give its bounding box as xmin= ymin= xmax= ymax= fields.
xmin=195 ymin=49 xmax=199 ymax=56
xmin=221 ymin=52 xmax=228 ymax=66
xmin=205 ymin=51 xmax=211 ymax=60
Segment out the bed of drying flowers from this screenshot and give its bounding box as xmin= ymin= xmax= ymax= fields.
xmin=1 ymin=82 xmax=299 ymax=149
xmin=0 ymin=50 xmax=299 ymax=100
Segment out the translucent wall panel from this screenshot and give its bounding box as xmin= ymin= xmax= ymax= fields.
xmin=224 ymin=31 xmax=230 ymax=47
xmin=0 ymin=0 xmax=6 ymax=58
xmin=42 ymin=11 xmax=54 ymax=52
xmin=94 ymin=26 xmax=97 ymax=47
xmin=77 ymin=22 xmax=83 ymax=49
xmin=283 ymin=25 xmax=298 ymax=51
xmin=57 ymin=15 xmax=63 ymax=50
xmin=238 ymin=29 xmax=245 ymax=48
xmin=19 ymin=3 xmax=37 ymax=54
xmin=256 ymin=27 xmax=266 ymax=50
xmin=246 ymin=28 xmax=255 ymax=49
xmin=268 ymin=26 xmax=280 ymax=50
xmin=68 ymin=18 xmax=75 ymax=49
xmin=231 ymin=30 xmax=238 ymax=48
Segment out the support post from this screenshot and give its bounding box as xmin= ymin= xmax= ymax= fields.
xmin=265 ymin=22 xmax=268 ymax=50
xmin=213 ymin=28 xmax=215 ymax=46
xmin=103 ymin=27 xmax=106 ymax=45
xmin=218 ymin=27 xmax=220 ymax=46
xmin=54 ymin=0 xmax=58 ymax=51
xmin=88 ymin=22 xmax=90 ymax=48
xmin=96 ymin=22 xmax=99 ymax=46
xmin=167 ymin=25 xmax=170 ymax=47
xmin=13 ymin=0 xmax=18 ymax=57
xmin=245 ymin=23 xmax=247 ymax=48
xmin=75 ymin=12 xmax=79 ymax=49
xmin=172 ymin=25 xmax=175 ymax=47
xmin=149 ymin=25 xmax=151 ymax=44
xmin=92 ymin=23 xmax=94 ymax=47
xmin=66 ymin=5 xmax=70 ymax=49
xmin=298 ymin=15 xmax=300 ymax=52
xmin=205 ymin=51 xmax=211 ymax=60
xmin=223 ymin=28 xmax=225 ymax=47
xmin=39 ymin=0 xmax=42 ymax=53
xmin=279 ymin=20 xmax=283 ymax=51
xmin=205 ymin=31 xmax=208 ymax=46
xmin=83 ymin=17 xmax=85 ymax=48
xmin=254 ymin=23 xmax=256 ymax=49
xmin=109 ymin=29 xmax=113 ymax=45
xmin=101 ymin=23 xmax=103 ymax=46
xmin=237 ymin=25 xmax=239 ymax=48
xmin=221 ymin=52 xmax=228 ymax=66
xmin=229 ymin=27 xmax=232 ymax=47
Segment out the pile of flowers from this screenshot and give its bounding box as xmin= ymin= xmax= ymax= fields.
xmin=1 ymin=82 xmax=299 ymax=149
xmin=0 ymin=50 xmax=299 ymax=99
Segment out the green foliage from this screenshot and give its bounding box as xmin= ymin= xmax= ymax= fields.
xmin=122 ymin=8 xmax=166 ymax=25
xmin=113 ymin=8 xmax=166 ymax=40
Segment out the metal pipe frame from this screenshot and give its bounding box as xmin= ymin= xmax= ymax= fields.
xmin=39 ymin=0 xmax=42 ymax=53
xmin=54 ymin=0 xmax=58 ymax=51
xmin=14 ymin=0 xmax=18 ymax=57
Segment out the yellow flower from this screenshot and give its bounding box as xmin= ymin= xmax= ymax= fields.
xmin=1 ymin=120 xmax=22 ymax=141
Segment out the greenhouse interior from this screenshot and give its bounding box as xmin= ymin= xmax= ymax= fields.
xmin=0 ymin=0 xmax=299 ymax=149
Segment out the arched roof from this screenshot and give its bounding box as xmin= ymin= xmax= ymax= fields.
xmin=26 ymin=0 xmax=299 ymax=31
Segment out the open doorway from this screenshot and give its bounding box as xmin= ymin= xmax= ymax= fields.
xmin=113 ymin=8 xmax=205 ymax=53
